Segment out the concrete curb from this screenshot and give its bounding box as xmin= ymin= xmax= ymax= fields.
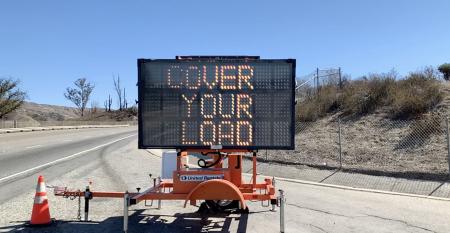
xmin=244 ymin=174 xmax=450 ymax=202
xmin=145 ymin=149 xmax=450 ymax=202
xmin=0 ymin=125 xmax=130 ymax=134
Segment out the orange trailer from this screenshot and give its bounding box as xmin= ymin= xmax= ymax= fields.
xmin=53 ymin=149 xmax=284 ymax=232
xmin=55 ymin=150 xmax=277 ymax=211
xmin=54 ymin=56 xmax=294 ymax=232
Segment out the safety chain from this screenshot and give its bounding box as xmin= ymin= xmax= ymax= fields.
xmin=61 ymin=188 xmax=82 ymax=221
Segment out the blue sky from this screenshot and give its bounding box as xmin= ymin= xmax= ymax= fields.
xmin=0 ymin=0 xmax=449 ymax=106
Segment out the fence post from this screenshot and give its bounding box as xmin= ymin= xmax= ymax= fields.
xmin=446 ymin=117 xmax=450 ymax=177
xmin=316 ymin=68 xmax=320 ymax=93
xmin=338 ymin=118 xmax=342 ymax=169
xmin=13 ymin=120 xmax=17 ymax=128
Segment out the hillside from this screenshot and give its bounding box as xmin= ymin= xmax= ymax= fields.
xmin=2 ymin=102 xmax=137 ymax=123
xmin=3 ymin=102 xmax=79 ymax=122
xmin=435 ymin=81 xmax=450 ymax=116
xmin=266 ymin=72 xmax=450 ymax=180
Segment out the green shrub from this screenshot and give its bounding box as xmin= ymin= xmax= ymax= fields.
xmin=438 ymin=63 xmax=450 ymax=81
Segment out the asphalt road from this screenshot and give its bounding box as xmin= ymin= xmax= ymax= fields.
xmin=0 ymin=128 xmax=449 ymax=232
xmin=0 ymin=127 xmax=137 ymax=203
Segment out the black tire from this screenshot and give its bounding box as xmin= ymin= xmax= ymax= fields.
xmin=205 ymin=200 xmax=240 ymax=212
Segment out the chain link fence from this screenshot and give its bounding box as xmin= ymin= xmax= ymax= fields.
xmin=0 ymin=120 xmax=137 ymax=129
xmin=296 ymin=68 xmax=342 ymax=101
xmin=264 ymin=115 xmax=450 ymax=179
xmin=261 ymin=68 xmax=450 ymax=179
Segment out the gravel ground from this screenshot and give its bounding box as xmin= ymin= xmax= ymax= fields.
xmin=0 ymin=139 xmax=284 ymax=233
xmin=0 ymin=138 xmax=148 ymax=231
xmin=2 ymin=139 xmax=450 ymax=232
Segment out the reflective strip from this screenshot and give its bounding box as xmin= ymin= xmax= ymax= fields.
xmin=35 ymin=191 xmax=46 ymax=196
xmin=36 ymin=182 xmax=46 ymax=193
xmin=34 ymin=195 xmax=48 ymax=204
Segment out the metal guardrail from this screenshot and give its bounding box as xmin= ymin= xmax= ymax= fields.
xmin=0 ymin=120 xmax=137 ymax=129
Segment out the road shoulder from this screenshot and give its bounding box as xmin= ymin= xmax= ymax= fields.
xmin=242 ymin=158 xmax=450 ymax=199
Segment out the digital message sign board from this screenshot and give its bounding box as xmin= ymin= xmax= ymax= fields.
xmin=138 ymin=57 xmax=295 ymax=150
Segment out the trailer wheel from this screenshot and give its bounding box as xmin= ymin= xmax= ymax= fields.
xmin=205 ymin=200 xmax=240 ymax=212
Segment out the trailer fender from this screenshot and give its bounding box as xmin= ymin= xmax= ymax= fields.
xmin=184 ymin=179 xmax=246 ymax=209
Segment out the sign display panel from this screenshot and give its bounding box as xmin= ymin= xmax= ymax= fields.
xmin=138 ymin=58 xmax=295 ymax=150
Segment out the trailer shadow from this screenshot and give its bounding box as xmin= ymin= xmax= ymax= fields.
xmin=0 ymin=209 xmax=250 ymax=233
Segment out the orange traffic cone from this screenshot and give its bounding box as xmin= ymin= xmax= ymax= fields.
xmin=30 ymin=175 xmax=51 ymax=225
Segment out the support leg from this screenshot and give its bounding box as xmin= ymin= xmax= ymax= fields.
xmin=123 ymin=192 xmax=129 ymax=233
xmin=252 ymin=152 xmax=257 ymax=189
xmin=271 ymin=177 xmax=277 ymax=212
xmin=157 ymin=177 xmax=162 ymax=209
xmin=84 ymin=185 xmax=93 ymax=222
xmin=279 ymin=189 xmax=285 ymax=233
xmin=84 ymin=195 xmax=89 ymax=221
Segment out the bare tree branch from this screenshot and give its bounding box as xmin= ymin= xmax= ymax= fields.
xmin=113 ymin=74 xmax=123 ymax=110
xmin=104 ymin=94 xmax=112 ymax=112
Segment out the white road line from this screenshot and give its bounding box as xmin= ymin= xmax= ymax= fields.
xmin=25 ymin=145 xmax=43 ymax=149
xmin=0 ymin=134 xmax=137 ymax=184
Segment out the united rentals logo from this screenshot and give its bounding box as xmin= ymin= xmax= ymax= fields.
xmin=180 ymin=174 xmax=224 ymax=182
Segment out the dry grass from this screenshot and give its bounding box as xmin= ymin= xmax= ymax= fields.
xmin=389 ymin=72 xmax=443 ymax=119
xmin=296 ymin=68 xmax=443 ymax=121
xmin=340 ymin=74 xmax=396 ymax=115
xmin=268 ymin=114 xmax=449 ymax=179
xmin=296 ymin=85 xmax=339 ymax=121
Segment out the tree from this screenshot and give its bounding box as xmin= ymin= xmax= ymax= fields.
xmin=89 ymin=100 xmax=99 ymax=115
xmin=0 ymin=78 xmax=26 ymax=118
xmin=113 ymin=74 xmax=123 ymax=110
xmin=64 ymin=78 xmax=94 ymax=117
xmin=113 ymin=74 xmax=128 ymax=111
xmin=104 ymin=94 xmax=112 ymax=112
xmin=123 ymin=87 xmax=128 ymax=109
xmin=438 ymin=63 xmax=450 ymax=81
